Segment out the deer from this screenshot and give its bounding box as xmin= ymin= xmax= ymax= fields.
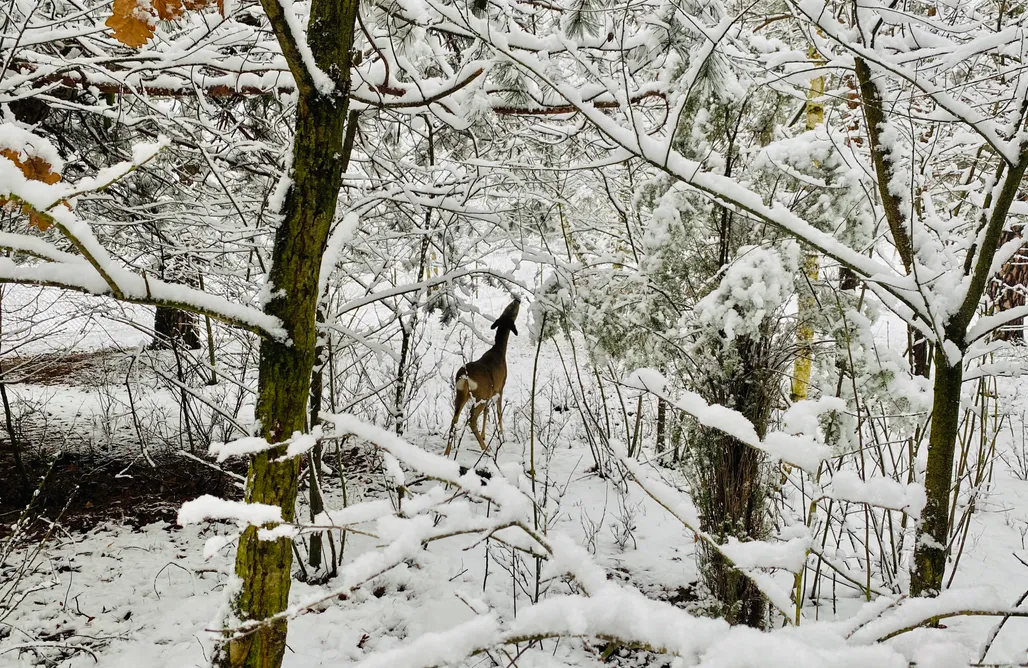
xmin=444 ymin=298 xmax=520 ymax=456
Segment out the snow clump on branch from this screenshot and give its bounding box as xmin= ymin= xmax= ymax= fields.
xmin=695 ymin=241 xmax=799 ymax=340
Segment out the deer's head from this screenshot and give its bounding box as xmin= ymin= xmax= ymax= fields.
xmin=490 ymin=298 xmax=521 ymax=336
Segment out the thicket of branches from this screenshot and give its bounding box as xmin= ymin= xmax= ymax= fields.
xmin=2 ymin=0 xmax=1028 ymax=666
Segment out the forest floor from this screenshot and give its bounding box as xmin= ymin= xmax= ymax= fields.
xmin=3 ymin=290 xmax=1028 ymax=667
xmin=0 ymin=347 xmax=243 ymax=538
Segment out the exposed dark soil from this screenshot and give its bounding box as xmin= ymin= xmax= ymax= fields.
xmin=1 ymin=348 xmax=130 ymax=386
xmin=0 ymin=345 xmax=392 ymax=538
xmin=0 ymin=346 xmax=247 ymax=537
xmin=0 ymin=450 xmax=245 ymax=538
xmin=1 ymin=441 xmax=390 ymax=538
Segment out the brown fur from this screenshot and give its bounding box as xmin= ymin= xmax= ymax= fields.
xmin=445 ymin=299 xmax=520 ymax=456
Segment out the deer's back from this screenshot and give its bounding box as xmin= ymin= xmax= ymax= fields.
xmin=456 ymin=349 xmax=507 ymax=400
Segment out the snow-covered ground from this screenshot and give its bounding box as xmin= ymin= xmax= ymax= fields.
xmin=3 ymin=285 xmax=1028 ymax=667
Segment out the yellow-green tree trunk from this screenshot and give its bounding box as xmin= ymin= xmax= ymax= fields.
xmin=219 ymin=0 xmax=360 ymax=665
xmin=790 ymin=46 xmax=824 ymax=403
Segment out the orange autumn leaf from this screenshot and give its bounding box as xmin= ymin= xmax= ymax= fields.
xmin=107 ymin=0 xmax=223 ymax=47
xmin=153 ymin=0 xmax=184 ymax=21
xmin=27 ymin=211 xmax=50 ymax=231
xmin=181 ymin=0 xmax=222 ymax=16
xmin=0 ymin=148 xmax=63 ymax=231
xmin=0 ymin=149 xmax=61 ymax=185
xmin=106 ymin=0 xmax=156 ymax=48
xmin=23 ymin=157 xmax=61 ymax=184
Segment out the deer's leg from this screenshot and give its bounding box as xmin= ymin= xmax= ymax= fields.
xmin=481 ymin=399 xmax=489 ymax=446
xmin=495 ymin=390 xmax=504 ymax=439
xmin=470 ymin=400 xmax=489 ymax=450
xmin=444 ymin=383 xmax=471 ymax=457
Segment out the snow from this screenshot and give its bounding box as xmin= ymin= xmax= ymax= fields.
xmin=209 ymin=434 xmax=274 ymax=461
xmin=830 ymin=470 xmax=928 ymax=519
xmin=5 ymin=289 xmax=1028 ymax=668
xmin=321 ymin=412 xmax=464 ymax=483
xmin=353 ymin=615 xmax=499 ymax=668
xmin=719 ymin=534 xmax=811 ymax=573
xmin=319 ymin=212 xmax=360 ymax=298
xmin=0 ymin=123 xmax=64 ymax=172
xmin=628 ymin=368 xmax=831 ymax=472
xmin=0 ymin=134 xmax=284 ymax=340
xmin=66 ymin=136 xmax=170 ymax=197
xmin=795 ymin=0 xmax=1020 ymax=165
xmin=177 ymin=495 xmax=284 ymax=526
xmin=848 ymin=587 xmax=1009 ymax=644
xmin=617 ymin=443 xmax=702 ymax=528
xmin=4 ymin=3 xmax=1028 ymax=662
xmin=782 ymin=397 xmax=847 ymax=436
xmin=273 ymin=0 xmax=335 ymax=95
xmin=313 ymin=499 xmax=395 ymax=528
xmin=695 ymin=242 xmax=798 ymax=341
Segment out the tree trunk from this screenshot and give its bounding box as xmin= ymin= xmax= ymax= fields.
xmin=791 ymin=47 xmax=824 ymax=402
xmin=909 ymin=326 xmax=931 ymax=378
xmin=909 ymin=148 xmax=1028 ymax=598
xmin=220 ymin=0 xmax=359 ymax=664
xmin=199 ymin=273 xmax=219 ymax=385
xmin=152 ymin=305 xmax=202 ymax=350
xmin=691 ymin=335 xmax=773 ymax=628
xmin=655 ymin=396 xmax=666 ymax=453
xmin=910 ymin=346 xmax=963 ymax=596
xmin=308 ymin=308 xmax=327 ymax=573
xmin=791 ymin=252 xmax=819 ymax=401
xmin=695 ymin=434 xmax=768 ymax=627
xmin=988 ymin=229 xmax=1027 ymax=343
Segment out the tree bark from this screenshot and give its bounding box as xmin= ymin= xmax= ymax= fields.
xmin=792 ymin=46 xmax=824 ymax=401
xmin=152 ymin=305 xmax=202 ymax=350
xmin=988 ymin=229 xmax=1027 ymax=343
xmin=655 ymin=396 xmax=666 ymax=453
xmin=220 ymin=0 xmax=360 ymax=664
xmin=692 ymin=335 xmax=774 ymax=628
xmin=910 ymin=346 xmax=962 ymax=596
xmin=854 ymin=58 xmax=914 ymax=273
xmin=791 ymin=252 xmax=819 ymax=401
xmin=308 ymin=308 xmax=327 ymax=573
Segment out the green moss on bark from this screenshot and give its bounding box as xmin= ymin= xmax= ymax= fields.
xmin=219 ymin=0 xmax=360 ymax=665
xmin=910 ymin=346 xmax=963 ymax=597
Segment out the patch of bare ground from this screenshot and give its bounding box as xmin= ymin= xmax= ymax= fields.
xmin=0 ymin=348 xmax=132 ymax=386
xmin=0 ymin=450 xmax=245 ymax=538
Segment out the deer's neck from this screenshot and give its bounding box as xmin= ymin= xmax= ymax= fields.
xmin=491 ymin=328 xmax=512 ymax=355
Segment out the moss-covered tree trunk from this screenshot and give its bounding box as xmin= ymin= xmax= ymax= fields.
xmin=910 ymin=347 xmax=962 ymax=596
xmin=220 ymin=0 xmax=359 ymax=665
xmin=908 ymin=146 xmax=1028 ymax=597
xmin=857 ymin=40 xmax=1028 ymax=596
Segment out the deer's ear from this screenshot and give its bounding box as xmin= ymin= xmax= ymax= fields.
xmin=511 ymin=323 xmax=518 ymax=336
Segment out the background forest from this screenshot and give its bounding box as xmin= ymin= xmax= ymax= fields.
xmin=2 ymin=0 xmax=1028 ymax=666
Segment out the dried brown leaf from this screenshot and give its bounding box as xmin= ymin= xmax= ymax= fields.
xmin=106 ymin=0 xmax=155 ymax=48
xmin=153 ymin=0 xmax=184 ymax=21
xmin=0 ymin=148 xmax=61 ymax=185
xmin=0 ymin=148 xmax=63 ymax=231
xmin=27 ymin=211 xmax=51 ymax=231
